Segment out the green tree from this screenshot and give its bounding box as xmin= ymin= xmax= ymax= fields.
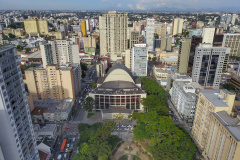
xmin=80 ymin=62 xmax=88 ymax=71
xmin=8 ymin=33 xmax=16 ymax=39
xmin=148 ymin=57 xmax=152 ymax=61
xmin=89 ymin=141 xmax=112 ymax=160
xmin=25 ymin=48 xmax=30 ymax=53
xmin=152 ymin=57 xmax=157 ymax=61
xmin=223 ymin=83 xmax=235 ymax=90
xmin=92 ymin=82 xmax=97 ymax=89
xmin=8 ymin=23 xmax=17 ymax=29
xmin=83 ymin=96 xmax=95 ymax=112
xmin=82 ymin=70 xmax=86 ymax=78
xmin=154 ymin=33 xmax=159 ymax=39
xmin=17 ymin=45 xmax=23 ymax=51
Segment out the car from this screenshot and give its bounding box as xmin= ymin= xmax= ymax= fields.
xmin=65 ymin=148 xmax=68 ymax=153
xmin=57 ymin=154 xmax=62 ymax=160
xmin=64 ymin=153 xmax=67 ymax=158
xmin=121 ymin=125 xmax=126 ymax=128
xmin=67 ymin=143 xmax=70 ymax=147
xmin=71 ymin=144 xmax=74 ymax=148
xmin=127 ymin=125 xmax=131 ymax=128
xmin=73 ymin=137 xmax=76 ymax=142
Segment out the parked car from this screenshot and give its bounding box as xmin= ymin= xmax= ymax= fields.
xmin=57 ymin=154 xmax=62 ymax=160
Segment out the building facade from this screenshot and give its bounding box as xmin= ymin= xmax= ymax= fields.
xmin=172 ymin=18 xmax=183 ymax=36
xmin=192 ymin=43 xmax=230 ymax=89
xmin=99 ymin=11 xmax=128 ymax=61
xmin=24 ymin=17 xmax=48 ymax=35
xmin=202 ymin=27 xmax=215 ymax=44
xmin=82 ymin=36 xmax=96 ymax=49
xmin=0 ymin=45 xmax=39 ymax=160
xmin=191 ymin=89 xmax=235 ymax=152
xmin=178 ymin=38 xmax=192 ymax=74
xmin=169 ymin=81 xmax=203 ymax=122
xmin=222 ymin=33 xmax=240 ymax=56
xmin=25 ymin=64 xmax=80 ymax=101
xmin=89 ymin=64 xmax=146 ymax=120
xmin=146 ymin=19 xmax=155 ymax=51
xmin=130 ymin=31 xmax=139 ymax=49
xmin=40 ymin=40 xmax=79 ymax=68
xmin=131 ymin=44 xmax=148 ymax=77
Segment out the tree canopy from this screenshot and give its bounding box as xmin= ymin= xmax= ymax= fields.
xmin=83 ymin=97 xmax=95 ymax=112
xmin=73 ymin=121 xmax=121 ymax=160
xmin=129 ymin=77 xmax=197 ymax=160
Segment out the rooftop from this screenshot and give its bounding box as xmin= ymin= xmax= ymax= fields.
xmin=174 ymin=81 xmax=203 ymax=99
xmin=34 ymin=98 xmax=73 ymax=113
xmin=213 ymin=111 xmax=240 ymax=141
xmin=26 ymin=51 xmax=42 ymax=59
xmin=200 ymin=89 xmax=229 ymax=107
xmin=162 ymin=56 xmax=178 ymax=62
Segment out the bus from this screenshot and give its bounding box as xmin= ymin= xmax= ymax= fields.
xmin=60 ymin=139 xmax=67 ymax=152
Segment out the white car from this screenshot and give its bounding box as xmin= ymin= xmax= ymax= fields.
xmin=64 ymin=153 xmax=67 ymax=158
xmin=65 ymin=148 xmax=68 ymax=153
xmin=127 ymin=125 xmax=131 ymax=128
xmin=67 ymin=144 xmax=70 ymax=147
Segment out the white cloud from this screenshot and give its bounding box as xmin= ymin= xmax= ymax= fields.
xmin=128 ymin=4 xmax=133 ymax=9
xmin=156 ymin=2 xmax=167 ymax=7
xmin=140 ymin=0 xmax=165 ymax=3
xmin=117 ymin=3 xmax=122 ymax=7
xmin=136 ymin=3 xmax=146 ymax=10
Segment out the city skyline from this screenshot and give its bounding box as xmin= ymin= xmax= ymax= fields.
xmin=0 ymin=0 xmax=240 ymax=11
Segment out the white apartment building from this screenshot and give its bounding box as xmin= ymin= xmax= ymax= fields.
xmin=169 ymin=81 xmax=203 ymax=122
xmin=222 ymin=33 xmax=240 ymax=56
xmin=0 ymin=45 xmax=39 ymax=160
xmin=131 ymin=44 xmax=148 ymax=77
xmin=99 ymin=11 xmax=128 ymax=61
xmin=146 ymin=18 xmax=155 ymax=51
xmin=172 ymin=18 xmax=183 ymax=36
xmin=202 ymin=27 xmax=215 ymax=44
xmin=40 ymin=40 xmax=79 ymax=68
xmin=192 ymin=43 xmax=230 ymax=89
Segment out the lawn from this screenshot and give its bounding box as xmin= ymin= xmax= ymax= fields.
xmin=87 ymin=113 xmax=94 ymax=118
xmin=119 ymin=155 xmax=128 ymax=160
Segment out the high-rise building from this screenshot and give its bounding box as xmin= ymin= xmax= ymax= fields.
xmin=0 ymin=45 xmax=39 ymax=160
xmin=130 ymin=31 xmax=139 ymax=49
xmin=82 ymin=36 xmax=96 ymax=49
xmin=202 ymin=27 xmax=215 ymax=44
xmin=25 ymin=64 xmax=81 ymax=101
xmin=191 ymin=89 xmax=235 ymax=153
xmin=222 ymin=33 xmax=240 ymax=56
xmin=192 ymin=43 xmax=230 ymax=89
xmin=202 ymin=110 xmax=240 ymax=160
xmin=160 ymin=36 xmax=172 ymax=51
xmin=131 ymin=44 xmax=148 ymax=77
xmin=24 ymin=17 xmax=48 ymax=35
xmin=172 ymin=18 xmax=183 ymax=36
xmin=81 ymin=21 xmax=86 ymax=37
xmin=178 ymin=38 xmax=192 ymax=74
xmin=146 ymin=19 xmax=155 ymax=51
xmin=99 ymin=11 xmax=128 ymax=61
xmin=231 ymin=14 xmax=238 ymax=25
xmin=124 ymin=49 xmax=131 ymax=70
xmin=40 ymin=40 xmax=79 ymax=68
xmin=169 ymin=81 xmax=203 ymax=122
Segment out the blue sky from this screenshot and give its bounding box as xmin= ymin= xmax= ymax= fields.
xmin=0 ymin=0 xmax=239 ymax=10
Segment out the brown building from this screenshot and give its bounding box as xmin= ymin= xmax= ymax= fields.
xmin=230 ymin=76 xmax=240 ymax=90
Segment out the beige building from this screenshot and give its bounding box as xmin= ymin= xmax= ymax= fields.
xmin=124 ymin=49 xmax=132 ymax=70
xmin=160 ymin=36 xmax=172 ymax=51
xmin=99 ymin=11 xmax=128 ymax=61
xmin=202 ymin=27 xmax=215 ymax=44
xmin=202 ymin=110 xmax=240 ymax=160
xmin=3 ymin=28 xmax=24 ymax=37
xmin=130 ymin=30 xmax=139 ymax=49
xmin=177 ymin=38 xmax=192 ymax=74
xmin=25 ymin=64 xmax=81 ymax=101
xmin=40 ymin=40 xmax=80 ymax=68
xmin=82 ymin=36 xmax=96 ymax=49
xmin=222 ymin=33 xmax=240 ymax=56
xmin=160 ymin=56 xmax=178 ymax=65
xmin=172 ymin=18 xmax=183 ymax=36
xmin=191 ymin=89 xmax=235 ymax=152
xmin=24 ymin=17 xmax=49 ymax=35
xmin=155 ymin=48 xmax=178 ymax=62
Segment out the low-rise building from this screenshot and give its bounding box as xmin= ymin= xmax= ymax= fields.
xmin=33 ymin=124 xmax=58 ymax=142
xmin=160 ymin=56 xmax=178 ymax=65
xmin=89 ymin=64 xmax=147 ymax=120
xmin=32 ymin=98 xmax=74 ymax=122
xmin=169 ymin=81 xmax=203 ymax=122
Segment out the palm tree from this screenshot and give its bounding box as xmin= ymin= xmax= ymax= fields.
xmin=90 ymin=141 xmax=111 ymax=160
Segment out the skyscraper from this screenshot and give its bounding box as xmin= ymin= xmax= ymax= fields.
xmin=0 ymin=45 xmax=39 ymax=160
xmin=192 ymin=43 xmax=230 ymax=89
xmin=146 ymin=18 xmax=155 ymax=51
xmin=222 ymin=33 xmax=240 ymax=56
xmin=40 ymin=40 xmax=80 ymax=68
xmin=24 ymin=17 xmax=48 ymax=35
xmin=178 ymin=38 xmax=192 ymax=74
xmin=99 ymin=11 xmax=128 ymax=61
xmin=172 ymin=18 xmax=183 ymax=36
xmin=81 ymin=21 xmax=86 ymax=37
xmin=131 ymin=44 xmax=148 ymax=77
